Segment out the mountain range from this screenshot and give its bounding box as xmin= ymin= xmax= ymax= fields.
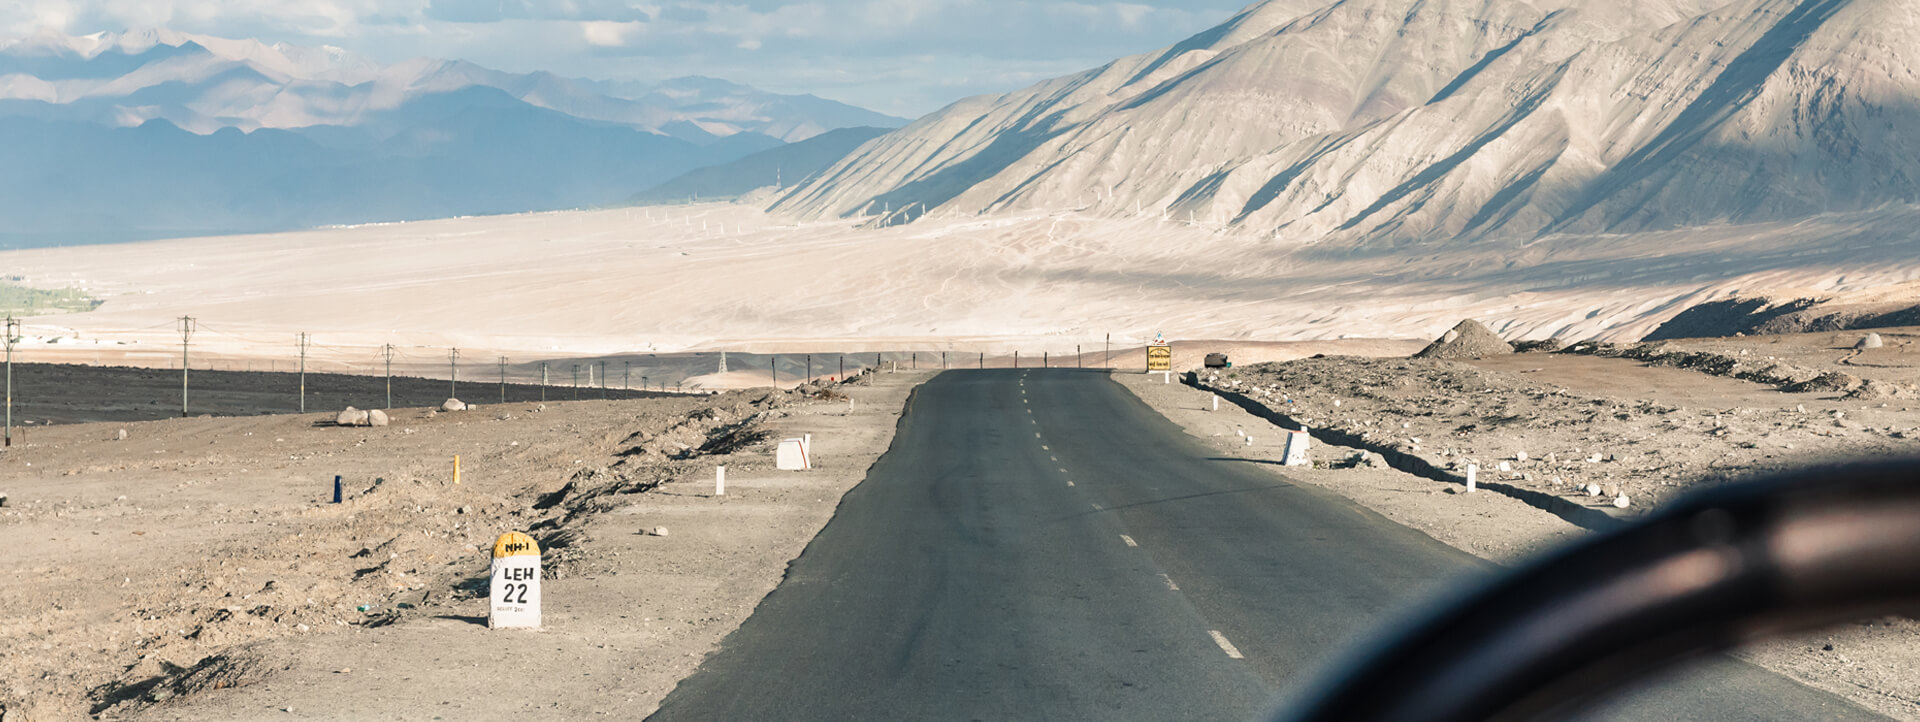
xmin=773 ymin=0 xmax=1920 ymax=245
xmin=0 ymin=28 xmax=907 ymax=246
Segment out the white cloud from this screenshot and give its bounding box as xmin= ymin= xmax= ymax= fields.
xmin=581 ymin=19 xmax=640 ymax=47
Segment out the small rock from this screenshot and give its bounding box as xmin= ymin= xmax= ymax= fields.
xmin=116 ymin=428 xmax=128 ymax=441
xmin=651 ymin=527 xmax=670 ymax=537
xmin=336 ymin=407 xmax=369 ymax=426
xmin=336 ymin=668 xmax=352 ymax=674
xmin=441 ymin=398 xmax=468 ymax=412
xmin=457 ymin=506 xmax=469 ymax=515
xmin=367 ymin=409 xmax=390 ymax=427
xmin=1497 ymin=461 xmax=1512 ymax=472
xmin=1857 ymin=333 xmax=1884 ymax=350
xmin=1515 ymin=451 xmax=1527 ymax=462
xmin=1613 ymin=495 xmax=1631 ymax=509
xmin=1585 ymin=484 xmax=1602 ymax=497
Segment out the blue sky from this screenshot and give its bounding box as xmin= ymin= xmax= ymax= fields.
xmin=3 ymin=0 xmax=1259 ymax=117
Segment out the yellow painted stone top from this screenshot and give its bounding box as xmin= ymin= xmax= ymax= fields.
xmin=492 ymin=531 xmax=540 ymax=558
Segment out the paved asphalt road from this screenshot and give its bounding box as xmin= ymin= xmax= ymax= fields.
xmin=651 ymin=370 xmax=1880 ymax=721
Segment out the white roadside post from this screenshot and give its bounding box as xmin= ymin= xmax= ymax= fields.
xmin=715 ymin=466 xmax=726 ymax=496
xmin=1466 ymin=464 xmax=1479 ymax=493
xmin=1282 ymin=429 xmax=1312 ymax=466
xmin=1212 ymin=395 xmax=1220 ymax=412
xmin=489 ymin=532 xmax=542 ymax=629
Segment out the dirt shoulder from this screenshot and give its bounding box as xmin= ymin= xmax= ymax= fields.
xmin=1115 ymin=341 xmax=1920 ymax=719
xmin=0 ymin=366 xmax=929 ymax=721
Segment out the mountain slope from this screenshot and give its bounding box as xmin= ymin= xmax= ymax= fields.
xmin=773 ymin=0 xmax=1920 ymax=243
xmin=0 ymin=29 xmax=909 ymax=141
xmin=631 ymin=127 xmax=892 ymax=205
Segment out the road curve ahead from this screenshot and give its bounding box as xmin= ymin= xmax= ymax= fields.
xmin=650 ymin=370 xmax=1879 ymax=721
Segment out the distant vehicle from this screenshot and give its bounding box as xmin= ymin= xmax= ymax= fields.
xmin=1204 ymin=353 xmax=1230 ymax=368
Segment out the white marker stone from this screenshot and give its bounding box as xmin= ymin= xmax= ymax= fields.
xmin=489 ymin=532 xmax=542 ymax=629
xmin=1282 ymin=430 xmax=1312 ymax=466
xmin=1466 ymin=464 xmax=1478 ymax=493
xmin=777 ymin=438 xmax=811 ymax=470
xmin=715 ymin=466 xmax=726 ymax=496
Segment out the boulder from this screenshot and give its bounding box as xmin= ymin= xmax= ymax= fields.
xmin=1414 ymin=320 xmax=1514 ymax=359
xmin=441 ymin=398 xmax=468 ymax=412
xmin=335 ymin=407 xmax=370 ymax=426
xmin=368 ymin=409 xmax=390 ymax=427
xmin=1857 ymin=332 xmax=1885 ymax=349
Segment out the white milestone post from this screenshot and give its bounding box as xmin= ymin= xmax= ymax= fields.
xmin=1467 ymin=463 xmax=1479 ymax=493
xmin=489 ymin=532 xmax=542 ymax=629
xmin=1283 ymin=429 xmax=1312 ymax=466
xmin=715 ymin=465 xmax=727 ymax=496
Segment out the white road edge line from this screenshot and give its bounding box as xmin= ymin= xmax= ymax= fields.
xmin=1209 ymin=630 xmax=1245 ymax=659
xmin=1091 ymin=503 xmax=1103 ymax=511
xmin=1067 ymin=481 xmax=1076 ymax=487
xmin=1160 ymin=574 xmax=1180 ymax=591
xmin=1120 ymin=534 xmax=1138 ymax=547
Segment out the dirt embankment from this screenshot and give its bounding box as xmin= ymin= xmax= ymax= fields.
xmin=1645 ymin=295 xmax=1920 ymax=341
xmin=0 ymin=365 xmax=915 ymax=720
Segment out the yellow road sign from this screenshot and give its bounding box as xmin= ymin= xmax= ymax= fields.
xmin=493 ymin=531 xmax=540 ymax=558
xmin=1147 ymin=344 xmax=1172 ymax=372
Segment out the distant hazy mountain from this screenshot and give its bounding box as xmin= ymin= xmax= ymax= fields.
xmin=631 ymin=127 xmax=892 ymax=205
xmin=774 ymin=0 xmax=1920 ymax=243
xmin=0 ymin=28 xmax=908 ymax=246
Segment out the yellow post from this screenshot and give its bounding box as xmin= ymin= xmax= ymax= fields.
xmin=454 ymin=455 xmax=462 ymax=485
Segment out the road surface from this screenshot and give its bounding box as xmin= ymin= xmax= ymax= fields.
xmin=651 ymin=369 xmax=1878 ymax=720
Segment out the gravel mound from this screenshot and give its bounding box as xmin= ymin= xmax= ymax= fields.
xmin=1415 ymin=320 xmax=1513 ymax=359
xmin=1784 ymin=371 xmax=1864 ymax=394
xmin=1857 ymin=332 xmax=1885 ymax=349
xmin=1846 ymin=379 xmax=1908 ymax=400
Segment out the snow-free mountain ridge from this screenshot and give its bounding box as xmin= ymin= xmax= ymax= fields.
xmin=775 ymin=0 xmax=1920 ymax=245
xmin=0 ymin=28 xmax=908 ymax=245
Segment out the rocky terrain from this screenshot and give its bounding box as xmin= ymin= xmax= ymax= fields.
xmin=1136 ymin=330 xmax=1920 ymax=718
xmin=0 ymin=363 xmax=918 ymax=720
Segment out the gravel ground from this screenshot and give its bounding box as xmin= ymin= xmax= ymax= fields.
xmin=1115 ymin=331 xmax=1920 ymax=720
xmin=0 ymin=364 xmax=928 ymax=720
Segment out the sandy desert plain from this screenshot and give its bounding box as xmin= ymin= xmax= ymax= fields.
xmin=3 ymin=201 xmax=1920 ymax=719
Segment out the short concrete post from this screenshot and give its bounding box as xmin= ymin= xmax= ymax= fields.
xmin=1466 ymin=464 xmax=1478 ymax=493
xmin=715 ymin=466 xmax=726 ymax=496
xmin=1212 ymin=395 xmax=1219 ymax=411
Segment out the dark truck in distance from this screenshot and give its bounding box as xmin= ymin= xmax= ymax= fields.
xmin=1204 ymin=353 xmax=1230 ymax=368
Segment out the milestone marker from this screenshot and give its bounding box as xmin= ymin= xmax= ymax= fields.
xmin=489 ymin=532 xmax=542 ymax=629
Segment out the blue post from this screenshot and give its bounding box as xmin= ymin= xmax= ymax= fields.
xmin=333 ymin=475 xmax=343 ymax=504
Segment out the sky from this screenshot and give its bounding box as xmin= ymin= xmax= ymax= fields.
xmin=2 ymin=0 xmax=1260 ymax=117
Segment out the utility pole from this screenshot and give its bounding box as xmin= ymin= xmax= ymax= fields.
xmin=498 ymin=356 xmax=509 ymax=403
xmin=1106 ymin=333 xmax=1111 ymax=369
xmin=1014 ymin=351 xmax=1019 ymax=369
xmin=178 ymin=316 xmax=195 ymax=417
xmin=1077 ymin=345 xmax=1082 ymax=368
xmin=448 ymin=348 xmax=460 ymax=400
xmin=4 ymin=317 xmax=17 ymax=447
xmin=624 ymin=361 xmax=631 ymax=390
xmin=541 ymin=362 xmax=549 ymax=401
xmin=382 ymin=344 xmax=395 ymax=409
xmin=805 ymin=354 xmax=811 ymax=385
xmin=571 ymin=364 xmax=580 ymax=399
xmin=599 ymin=361 xmax=607 ymax=397
xmin=839 ymin=356 xmax=844 ymax=381
xmin=297 ymin=332 xmax=311 ymax=413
